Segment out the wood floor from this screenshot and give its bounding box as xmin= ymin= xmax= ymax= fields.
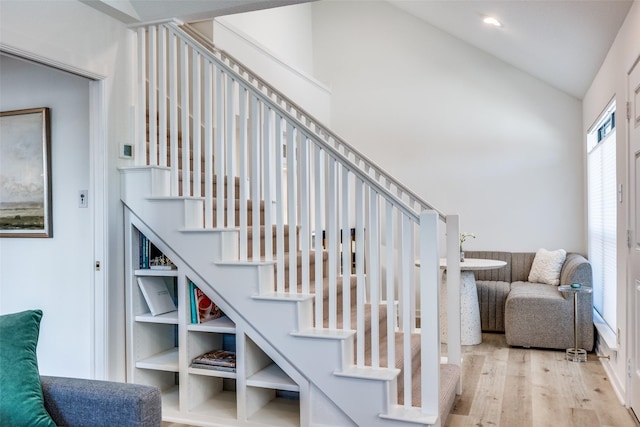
xmin=446 ymin=333 xmax=638 ymax=427
xmin=163 ymin=332 xmax=638 ymax=427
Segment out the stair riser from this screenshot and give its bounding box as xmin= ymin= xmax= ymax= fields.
xmin=177 ymin=175 xmax=243 ymax=199
xmin=210 ymin=204 xmax=265 ymax=227
xmin=275 ymin=254 xmax=326 ymax=287
xmin=246 ymin=226 xmax=292 ymax=258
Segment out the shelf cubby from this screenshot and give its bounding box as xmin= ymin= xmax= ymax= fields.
xmin=126 ymin=219 xmax=304 ymax=426
xmin=246 ymin=388 xmax=300 ymax=427
xmin=187 ymin=375 xmax=237 ymax=421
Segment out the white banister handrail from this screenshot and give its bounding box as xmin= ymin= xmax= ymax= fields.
xmin=177 ymin=22 xmax=445 ymax=223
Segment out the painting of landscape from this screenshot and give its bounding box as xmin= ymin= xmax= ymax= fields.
xmin=0 ymin=107 xmax=52 ymax=237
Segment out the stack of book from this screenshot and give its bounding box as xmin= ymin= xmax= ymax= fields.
xmin=191 ymin=349 xmax=236 ymax=372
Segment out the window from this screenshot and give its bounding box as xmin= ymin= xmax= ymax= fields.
xmin=587 ymin=102 xmax=616 ymax=331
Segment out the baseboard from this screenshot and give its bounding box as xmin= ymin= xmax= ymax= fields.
xmin=595 ymin=334 xmax=626 ymax=405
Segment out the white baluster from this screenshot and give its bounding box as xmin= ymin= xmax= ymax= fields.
xmin=148 ymin=25 xmax=157 ymax=166
xmin=226 ymin=77 xmax=236 ymax=227
xmin=286 ymin=122 xmax=297 ymax=293
xmin=299 ymin=133 xmax=310 ymax=295
xmin=355 ymin=177 xmax=365 ymax=366
xmin=251 ymin=95 xmax=261 ymax=261
xmin=341 ymin=165 xmax=351 ymax=330
xmin=263 ymin=105 xmax=273 ymax=262
xmin=168 ymin=31 xmax=179 ymax=196
xmin=192 ymin=50 xmax=201 ymax=198
xmin=369 ymin=187 xmax=380 ymax=368
xmin=275 ymin=114 xmax=285 ymax=290
xmin=203 ymin=60 xmax=213 ymax=228
xmin=327 ymin=157 xmax=338 ymax=329
xmin=137 ymin=27 xmax=147 ymax=165
xmin=180 ymin=40 xmax=190 ymax=197
xmin=215 ymin=69 xmax=224 ymax=227
xmin=238 ymin=86 xmax=249 ymax=260
xmin=158 ymin=25 xmax=167 ymax=167
xmin=314 ymin=145 xmax=324 ymax=325
xmin=385 ymin=200 xmax=395 ymax=370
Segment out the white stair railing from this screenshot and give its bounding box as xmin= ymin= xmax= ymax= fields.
xmin=133 ymin=20 xmax=461 ymax=419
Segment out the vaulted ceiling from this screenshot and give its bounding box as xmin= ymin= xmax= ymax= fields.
xmin=387 ymin=0 xmax=633 ymax=99
xmin=85 ymin=0 xmax=634 ymax=99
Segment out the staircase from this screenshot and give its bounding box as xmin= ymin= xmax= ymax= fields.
xmin=121 ymin=20 xmax=463 ymax=427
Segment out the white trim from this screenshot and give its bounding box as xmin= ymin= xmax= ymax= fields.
xmin=594 ymin=308 xmax=618 ymax=350
xmin=90 ymin=79 xmax=108 ymax=380
xmin=0 ymin=44 xmax=105 ymax=80
xmin=595 ymin=337 xmax=627 ymax=405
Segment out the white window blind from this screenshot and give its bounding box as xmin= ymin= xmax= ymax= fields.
xmin=587 ymin=107 xmax=616 ymax=331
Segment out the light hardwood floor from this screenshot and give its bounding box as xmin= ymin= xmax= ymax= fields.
xmin=447 ymin=333 xmax=638 ymax=427
xmin=163 ymin=333 xmax=639 ymax=427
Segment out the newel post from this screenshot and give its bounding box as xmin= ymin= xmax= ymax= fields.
xmin=419 ymin=210 xmax=439 ymax=415
xmin=445 ymin=214 xmax=462 ymax=386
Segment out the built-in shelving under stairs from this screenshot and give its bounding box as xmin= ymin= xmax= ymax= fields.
xmin=121 ymin=166 xmax=459 ymax=427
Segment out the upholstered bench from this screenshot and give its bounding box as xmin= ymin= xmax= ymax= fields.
xmin=463 ymin=251 xmax=594 ymax=351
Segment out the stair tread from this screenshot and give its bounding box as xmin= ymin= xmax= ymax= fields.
xmin=334 ymin=365 xmax=400 ymax=381
xmin=253 ymin=292 xmax=313 ymax=302
xmin=290 ymin=328 xmax=355 ymax=340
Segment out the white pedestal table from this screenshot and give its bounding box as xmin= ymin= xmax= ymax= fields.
xmin=440 ymin=258 xmax=507 ymax=345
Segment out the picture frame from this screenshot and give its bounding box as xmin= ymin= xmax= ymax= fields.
xmin=0 ymin=107 xmax=53 ymax=238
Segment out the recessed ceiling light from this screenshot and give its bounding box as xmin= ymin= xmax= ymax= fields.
xmin=483 ymin=16 xmax=502 ymax=27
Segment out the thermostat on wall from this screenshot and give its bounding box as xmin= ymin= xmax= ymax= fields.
xmin=121 ymin=143 xmax=133 ymax=159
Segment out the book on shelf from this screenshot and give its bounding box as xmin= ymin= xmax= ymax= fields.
xmin=137 ymin=276 xmax=177 ymax=316
xmin=190 ymin=281 xmax=223 ymax=324
xmin=190 ymin=362 xmax=236 ymax=373
xmin=139 ymin=232 xmax=176 ymax=270
xmin=192 ymin=349 xmax=236 ymax=368
xmin=189 ymin=281 xmax=198 ymax=324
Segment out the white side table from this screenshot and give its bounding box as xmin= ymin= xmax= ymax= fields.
xmin=440 ymin=258 xmax=507 ymax=345
xmin=558 ymin=284 xmax=592 ymax=362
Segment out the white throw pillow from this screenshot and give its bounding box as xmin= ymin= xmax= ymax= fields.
xmin=528 ymin=248 xmax=567 ymax=285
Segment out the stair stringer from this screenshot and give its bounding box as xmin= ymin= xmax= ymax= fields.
xmin=120 ymin=168 xmax=438 ymax=427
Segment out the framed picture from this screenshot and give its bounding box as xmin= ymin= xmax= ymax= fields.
xmin=0 ymin=107 xmax=53 ymax=238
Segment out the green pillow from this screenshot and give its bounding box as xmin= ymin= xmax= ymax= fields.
xmin=0 ymin=309 xmax=56 ymax=426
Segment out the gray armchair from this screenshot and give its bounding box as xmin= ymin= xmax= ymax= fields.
xmin=41 ymin=376 xmax=162 ymax=427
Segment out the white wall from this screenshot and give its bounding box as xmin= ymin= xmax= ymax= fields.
xmin=0 ymin=55 xmax=92 ymax=377
xmin=582 ymin=0 xmax=640 ymax=403
xmin=220 ymin=3 xmax=314 ymax=74
xmin=311 ymin=0 xmax=584 ymax=253
xmin=213 ymin=3 xmax=331 ymax=123
xmin=0 ymin=0 xmax=134 ymax=381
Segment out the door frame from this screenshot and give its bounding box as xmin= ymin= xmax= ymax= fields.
xmin=626 ymin=54 xmax=640 ymax=418
xmin=0 ymin=44 xmax=109 ymax=379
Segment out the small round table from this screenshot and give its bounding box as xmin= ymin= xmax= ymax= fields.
xmin=440 ymin=258 xmax=507 ymax=345
xmin=558 ymin=284 xmax=592 ymax=362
